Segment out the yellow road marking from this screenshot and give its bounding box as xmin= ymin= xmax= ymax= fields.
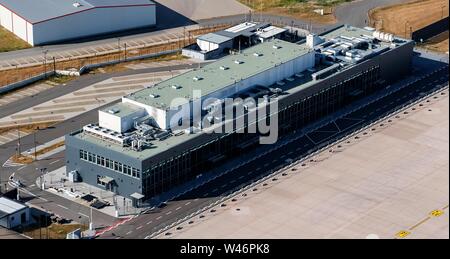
xmin=396 ymin=231 xmax=410 ymax=238
xmin=430 ymin=210 xmax=444 ymax=217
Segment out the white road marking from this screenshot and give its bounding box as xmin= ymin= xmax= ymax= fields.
xmin=49 ymin=159 xmax=60 ymax=165
xmin=57 ymin=204 xmax=69 ymax=210
xmin=78 ymin=212 xmax=89 ymax=218
xmin=156 ymin=216 xmax=162 ymax=220
xmin=136 ymin=226 xmax=143 ymax=230
xmin=126 ymin=231 xmax=133 ymax=235
xmin=175 ymin=207 xmax=181 ymax=211
xmin=166 ymin=211 xmax=172 ymax=215
xmin=146 ymin=221 xmax=153 ymax=225
xmin=17 ymin=166 xmax=27 ymax=171
xmin=39 ymin=197 xmax=48 ymax=202
xmin=185 ymin=202 xmax=191 ymax=206
xmin=238 ymin=176 xmax=244 ymax=179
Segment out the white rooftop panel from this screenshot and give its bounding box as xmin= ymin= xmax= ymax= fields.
xmin=225 ymin=22 xmax=257 ymax=33
xmin=0 ymin=197 xmax=26 ymax=214
xmin=256 ymin=26 xmax=287 ymax=39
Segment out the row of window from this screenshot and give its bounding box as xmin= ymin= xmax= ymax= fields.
xmin=79 ymin=150 xmax=141 ymax=179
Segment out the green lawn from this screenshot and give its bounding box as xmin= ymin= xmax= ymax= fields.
xmin=0 ymin=26 xmax=31 ymax=53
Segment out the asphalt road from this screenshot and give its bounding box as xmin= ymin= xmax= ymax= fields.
xmin=335 ymin=0 xmax=412 ymax=27
xmin=97 ymin=57 xmax=449 ymax=239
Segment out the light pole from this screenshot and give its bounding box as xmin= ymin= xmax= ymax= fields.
xmin=16 ymin=123 xmax=21 ymax=155
xmin=43 ymin=50 xmax=49 ymax=78
xmin=33 ymin=129 xmax=37 ymax=161
xmin=124 ymin=42 xmax=127 ymax=61
xmin=404 ymin=20 xmax=409 ymax=39
xmin=117 ymin=38 xmax=121 ymax=61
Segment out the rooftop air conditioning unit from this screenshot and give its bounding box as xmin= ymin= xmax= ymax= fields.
xmin=73 ymin=2 xmax=82 ymax=7
xmin=149 ymin=94 xmax=160 ymax=98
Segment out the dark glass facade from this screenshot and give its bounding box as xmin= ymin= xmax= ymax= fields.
xmin=141 ymin=66 xmax=381 ymax=198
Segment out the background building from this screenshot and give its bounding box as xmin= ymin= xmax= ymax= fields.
xmin=0 ymin=197 xmax=30 ymax=229
xmin=66 ymin=25 xmax=414 ymax=205
xmin=0 ymin=0 xmax=156 ymax=46
xmin=182 ymin=22 xmax=288 ymax=60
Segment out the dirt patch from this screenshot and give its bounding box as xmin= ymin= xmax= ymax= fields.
xmin=11 ymin=141 xmax=65 ymax=164
xmin=0 ymin=122 xmax=57 ymax=134
xmin=23 ymin=223 xmax=88 ymax=239
xmin=369 ymin=0 xmax=449 ymax=38
xmin=91 ymin=52 xmax=188 ymax=74
xmin=0 ymin=27 xmax=31 ymax=53
xmin=239 ymin=0 xmax=354 ymax=25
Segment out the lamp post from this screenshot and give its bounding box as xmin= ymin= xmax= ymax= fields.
xmin=117 ymin=37 xmax=121 ymax=61
xmin=43 ymin=50 xmax=49 ymax=78
xmin=404 ymin=20 xmax=409 ymax=39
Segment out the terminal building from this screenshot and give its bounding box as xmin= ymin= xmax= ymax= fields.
xmin=66 ymin=25 xmax=414 ymax=205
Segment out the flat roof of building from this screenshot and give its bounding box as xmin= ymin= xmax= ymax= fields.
xmin=197 ymin=33 xmax=232 ymax=44
xmin=126 ymin=39 xmax=312 ymax=110
xmin=256 ymin=26 xmax=287 ymax=39
xmin=0 ymin=0 xmax=155 ymax=24
xmin=0 ymin=197 xmax=26 ymax=217
xmin=100 ymin=102 xmax=143 ymax=118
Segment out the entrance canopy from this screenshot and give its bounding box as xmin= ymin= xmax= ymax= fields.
xmin=130 ymin=192 xmax=144 ymax=200
xmin=98 ymin=176 xmax=114 ymax=185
